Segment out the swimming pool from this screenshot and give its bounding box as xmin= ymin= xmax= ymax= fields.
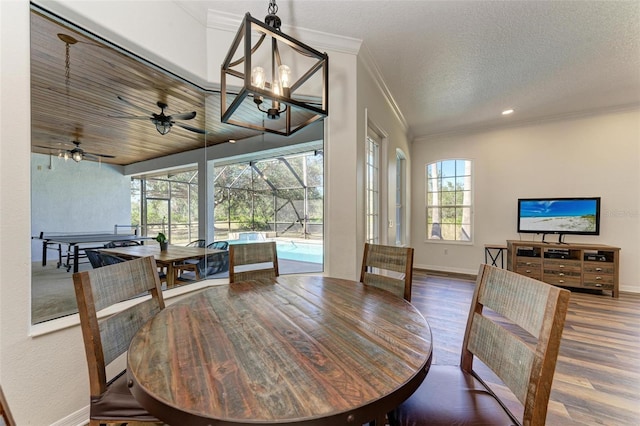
xmin=227 ymin=235 xmax=324 ymax=264
xmin=275 ymin=241 xmax=323 ymax=264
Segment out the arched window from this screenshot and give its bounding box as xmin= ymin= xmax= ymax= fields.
xmin=426 ymin=159 xmax=472 ymax=241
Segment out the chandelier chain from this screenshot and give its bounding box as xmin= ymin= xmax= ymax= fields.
xmin=64 ymin=42 xmax=71 ymax=97
xmin=268 ymin=0 xmax=278 ymax=15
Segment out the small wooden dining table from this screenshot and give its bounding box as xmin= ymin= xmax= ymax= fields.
xmin=127 ymin=275 xmax=433 ymax=426
xmin=100 ymin=244 xmax=221 ymax=287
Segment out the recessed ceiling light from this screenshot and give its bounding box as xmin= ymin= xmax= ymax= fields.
xmin=229 ymin=139 xmax=236 ymax=144
xmin=502 ymin=109 xmax=514 ymax=115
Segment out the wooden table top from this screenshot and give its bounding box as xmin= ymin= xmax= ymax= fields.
xmin=127 ymin=275 xmax=432 ymax=426
xmin=101 ymin=244 xmax=219 ymax=264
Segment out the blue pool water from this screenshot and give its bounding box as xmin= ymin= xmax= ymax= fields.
xmin=276 ymin=241 xmax=323 ymax=264
xmin=227 ymin=237 xmax=323 ymax=264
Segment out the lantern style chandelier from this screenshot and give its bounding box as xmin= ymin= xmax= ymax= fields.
xmin=221 ymin=0 xmax=329 ymax=137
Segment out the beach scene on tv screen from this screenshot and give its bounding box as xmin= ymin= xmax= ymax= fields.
xmin=520 ymin=200 xmax=598 ymax=232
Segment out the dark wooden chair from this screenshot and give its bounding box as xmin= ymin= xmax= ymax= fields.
xmin=229 ymin=241 xmax=279 ymax=283
xmin=0 ymin=386 xmax=15 ymax=426
xmin=389 ymin=264 xmax=571 ymax=426
xmin=72 ymin=256 xmax=165 ymax=426
xmin=360 ymin=243 xmax=414 ymax=301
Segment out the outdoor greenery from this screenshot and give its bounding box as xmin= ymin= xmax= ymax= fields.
xmin=214 ymin=151 xmax=324 ymax=240
xmin=131 ymin=170 xmax=199 ymax=244
xmin=426 ymin=159 xmax=472 ymax=241
xmin=132 ymin=149 xmax=324 ymax=244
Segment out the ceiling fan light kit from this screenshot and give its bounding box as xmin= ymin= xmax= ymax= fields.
xmin=221 ymin=0 xmax=329 ymax=137
xmin=114 ymin=96 xmax=205 ymax=136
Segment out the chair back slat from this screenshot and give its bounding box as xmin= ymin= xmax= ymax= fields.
xmin=462 ymin=264 xmax=570 ymax=424
xmin=229 ymin=242 xmax=279 ymax=283
xmin=73 ymin=256 xmax=165 ymax=397
xmin=100 ymin=297 xmax=163 ymax=366
xmin=360 ymin=243 xmax=414 ymax=301
xmin=88 ymin=257 xmax=162 ymax=312
xmin=467 ymin=313 xmax=536 ymax=403
xmin=361 ymin=272 xmax=407 ymax=300
xmin=478 ymin=271 xmax=554 ymax=337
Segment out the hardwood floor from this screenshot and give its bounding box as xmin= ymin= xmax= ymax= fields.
xmin=411 ymin=269 xmax=640 ymax=425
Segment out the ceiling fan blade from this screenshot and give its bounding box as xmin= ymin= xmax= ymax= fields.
xmin=108 ymin=114 xmax=153 ymax=120
xmin=174 ymin=122 xmax=208 ymax=134
xmin=170 ymin=111 xmax=196 ymax=121
xmin=117 ymin=95 xmax=155 ymax=116
xmin=86 ymin=151 xmax=116 ymax=158
xmin=84 ymin=152 xmax=116 ymax=160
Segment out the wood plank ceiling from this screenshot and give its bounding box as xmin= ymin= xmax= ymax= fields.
xmin=30 ymin=10 xmax=261 ymax=166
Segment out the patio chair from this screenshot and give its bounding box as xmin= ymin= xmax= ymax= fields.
xmin=206 ymin=241 xmax=230 ymax=274
xmin=98 ymin=252 xmax=127 ymax=266
xmin=84 ymin=249 xmax=103 ymax=268
xmin=360 ymin=243 xmax=414 ymax=301
xmin=173 ymin=239 xmax=208 ymax=281
xmin=229 ymin=241 xmax=279 ymax=283
xmin=103 ymin=240 xmax=141 ymax=248
xmin=388 ymin=264 xmax=570 ymax=426
xmin=72 ymin=256 xmax=165 ymax=426
xmin=175 ymin=241 xmax=230 ymax=282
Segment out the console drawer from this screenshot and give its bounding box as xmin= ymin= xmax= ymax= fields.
xmin=516 ymin=266 xmax=542 ymax=280
xmin=543 ymin=273 xmax=581 ymax=287
xmin=544 ymin=259 xmax=581 ymax=273
xmin=516 ymin=258 xmax=541 ymax=268
xmin=583 ymin=261 xmax=615 ymax=275
xmin=584 ymin=273 xmax=615 ymax=290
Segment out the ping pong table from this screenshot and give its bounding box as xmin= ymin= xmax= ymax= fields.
xmin=35 ymin=231 xmax=153 ymax=273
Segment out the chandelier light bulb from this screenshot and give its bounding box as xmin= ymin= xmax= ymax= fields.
xmin=251 ymin=66 xmax=266 ymax=89
xmin=272 ymin=81 xmax=282 ymax=96
xmin=278 ymin=64 xmax=291 ymax=89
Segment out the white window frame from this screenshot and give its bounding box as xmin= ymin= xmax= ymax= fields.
xmin=426 ymin=159 xmax=473 ymax=242
xmin=365 ymin=132 xmax=380 ymax=244
xmin=395 ymin=150 xmax=406 ymax=246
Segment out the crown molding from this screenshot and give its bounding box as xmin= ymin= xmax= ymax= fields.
xmin=413 ymin=102 xmax=640 ymax=142
xmin=206 ymin=10 xmax=362 ymax=55
xmin=358 ymin=43 xmax=410 ymax=136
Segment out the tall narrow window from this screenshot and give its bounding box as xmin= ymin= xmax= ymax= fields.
xmin=396 ymin=150 xmax=406 ymax=245
xmin=365 ymin=131 xmax=380 ymax=244
xmin=426 ymin=159 xmax=472 ymax=241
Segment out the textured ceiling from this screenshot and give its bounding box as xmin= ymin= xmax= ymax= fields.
xmin=182 ymin=0 xmax=640 ymax=138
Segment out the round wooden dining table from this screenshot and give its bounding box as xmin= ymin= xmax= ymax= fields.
xmin=127 ymin=275 xmax=433 ymax=425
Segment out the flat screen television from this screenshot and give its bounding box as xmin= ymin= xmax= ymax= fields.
xmin=517 ymin=197 xmax=601 ymax=242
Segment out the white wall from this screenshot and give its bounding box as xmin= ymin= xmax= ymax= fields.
xmin=411 ymin=108 xmax=640 ymax=293
xmin=1 ymin=1 xmax=387 ymax=424
xmin=357 ymin=50 xmax=413 ymax=258
xmin=0 ymin=1 xmax=210 ymax=424
xmin=31 ymin=153 xmax=131 ymax=261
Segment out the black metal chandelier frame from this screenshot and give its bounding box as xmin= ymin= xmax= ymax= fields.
xmin=221 ymin=9 xmax=329 ymax=137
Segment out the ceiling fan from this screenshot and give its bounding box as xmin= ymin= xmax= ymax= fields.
xmin=114 ymin=96 xmax=207 ymax=135
xmin=35 ymin=140 xmax=116 ymax=163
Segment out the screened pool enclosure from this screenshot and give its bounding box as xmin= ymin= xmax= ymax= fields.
xmin=132 ymin=148 xmax=324 ymax=275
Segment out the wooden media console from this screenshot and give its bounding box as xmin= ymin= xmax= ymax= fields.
xmin=506 ymin=240 xmax=620 ymax=298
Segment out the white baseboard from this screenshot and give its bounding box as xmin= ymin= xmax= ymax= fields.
xmin=49 ymin=405 xmax=88 ymax=426
xmin=414 ymin=263 xmax=478 ymax=277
